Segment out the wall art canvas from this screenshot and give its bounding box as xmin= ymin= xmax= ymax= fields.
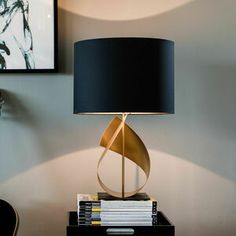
xmin=0 ymin=0 xmax=57 ymax=72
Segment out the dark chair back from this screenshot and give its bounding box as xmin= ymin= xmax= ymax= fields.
xmin=0 ymin=199 xmax=19 ymax=236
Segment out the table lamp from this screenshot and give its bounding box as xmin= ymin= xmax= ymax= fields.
xmin=74 ymin=38 xmax=174 ymax=199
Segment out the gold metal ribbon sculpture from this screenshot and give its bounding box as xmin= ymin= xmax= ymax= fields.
xmin=98 ymin=115 xmax=150 ymax=198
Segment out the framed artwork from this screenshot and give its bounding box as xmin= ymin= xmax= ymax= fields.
xmin=0 ymin=0 xmax=57 ymax=73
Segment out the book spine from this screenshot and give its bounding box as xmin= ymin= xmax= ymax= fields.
xmin=78 ymin=219 xmax=158 ymax=226
xmin=78 ymin=206 xmax=101 ymax=212
xmin=103 ymin=208 xmax=157 ymax=213
xmin=99 ymin=211 xmax=156 ymax=216
xmin=101 ymin=200 xmax=157 ymax=208
xmin=78 ymin=215 xmax=157 ymax=225
xmin=78 ymin=221 xmax=101 ymax=226
xmin=100 ymin=221 xmax=157 ymax=226
xmin=79 ymin=201 xmax=101 ymax=206
xmin=78 ymin=215 xmax=157 ymax=221
xmin=78 ymin=208 xmax=157 ymax=214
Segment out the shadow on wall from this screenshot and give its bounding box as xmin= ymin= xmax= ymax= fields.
xmin=0 ymin=89 xmax=55 ymax=181
xmin=0 ymin=89 xmax=36 ymax=124
xmin=1 ymin=0 xmax=236 ymax=187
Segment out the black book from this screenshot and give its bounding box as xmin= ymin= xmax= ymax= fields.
xmin=98 ymin=192 xmax=150 ymax=201
xmin=79 ymin=201 xmax=100 ymax=206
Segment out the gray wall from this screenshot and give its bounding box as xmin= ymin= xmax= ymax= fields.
xmin=1 ymin=0 xmax=236 ymax=235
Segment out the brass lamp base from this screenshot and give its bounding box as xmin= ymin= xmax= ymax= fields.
xmin=97 ymin=192 xmax=150 ymax=201
xmin=98 ymin=115 xmax=150 ymax=198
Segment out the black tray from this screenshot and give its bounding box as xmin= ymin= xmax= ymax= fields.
xmin=67 ymin=211 xmax=174 ymax=236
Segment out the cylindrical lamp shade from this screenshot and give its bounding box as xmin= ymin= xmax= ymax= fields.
xmin=74 ymin=38 xmax=174 ymax=114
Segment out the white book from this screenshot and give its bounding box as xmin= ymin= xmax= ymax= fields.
xmin=101 ymin=200 xmax=156 ymax=208
xmin=100 ymin=211 xmax=155 ymax=216
xmin=101 ymin=222 xmax=153 ymax=226
xmin=101 ymin=208 xmax=154 ymax=212
xmin=78 ymin=207 xmax=154 ymax=212
xmin=101 ymin=217 xmax=154 ymax=221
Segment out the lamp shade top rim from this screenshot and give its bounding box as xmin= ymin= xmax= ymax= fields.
xmin=75 ymin=37 xmax=174 ymax=45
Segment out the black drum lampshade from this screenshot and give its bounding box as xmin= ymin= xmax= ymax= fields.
xmin=74 ymin=38 xmax=174 ymax=115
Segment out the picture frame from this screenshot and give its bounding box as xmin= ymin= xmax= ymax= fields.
xmin=0 ymin=0 xmax=58 ymax=73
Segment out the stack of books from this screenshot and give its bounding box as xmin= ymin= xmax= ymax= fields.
xmin=77 ymin=193 xmax=158 ymax=226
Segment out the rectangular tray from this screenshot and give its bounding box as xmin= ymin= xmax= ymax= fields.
xmin=67 ymin=211 xmax=174 ymax=236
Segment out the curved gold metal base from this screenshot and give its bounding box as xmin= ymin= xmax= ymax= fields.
xmin=98 ymin=116 xmax=150 ymax=198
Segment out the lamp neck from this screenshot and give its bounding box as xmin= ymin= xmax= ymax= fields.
xmin=121 ymin=113 xmax=128 ymax=198
xmin=121 ymin=113 xmax=128 ymax=123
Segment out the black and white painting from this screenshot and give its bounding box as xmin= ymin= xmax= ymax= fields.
xmin=0 ymin=0 xmax=57 ymax=72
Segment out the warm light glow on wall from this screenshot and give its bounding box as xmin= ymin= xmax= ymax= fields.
xmin=59 ymin=0 xmax=193 ymax=21
xmin=1 ymin=148 xmax=235 ymax=235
